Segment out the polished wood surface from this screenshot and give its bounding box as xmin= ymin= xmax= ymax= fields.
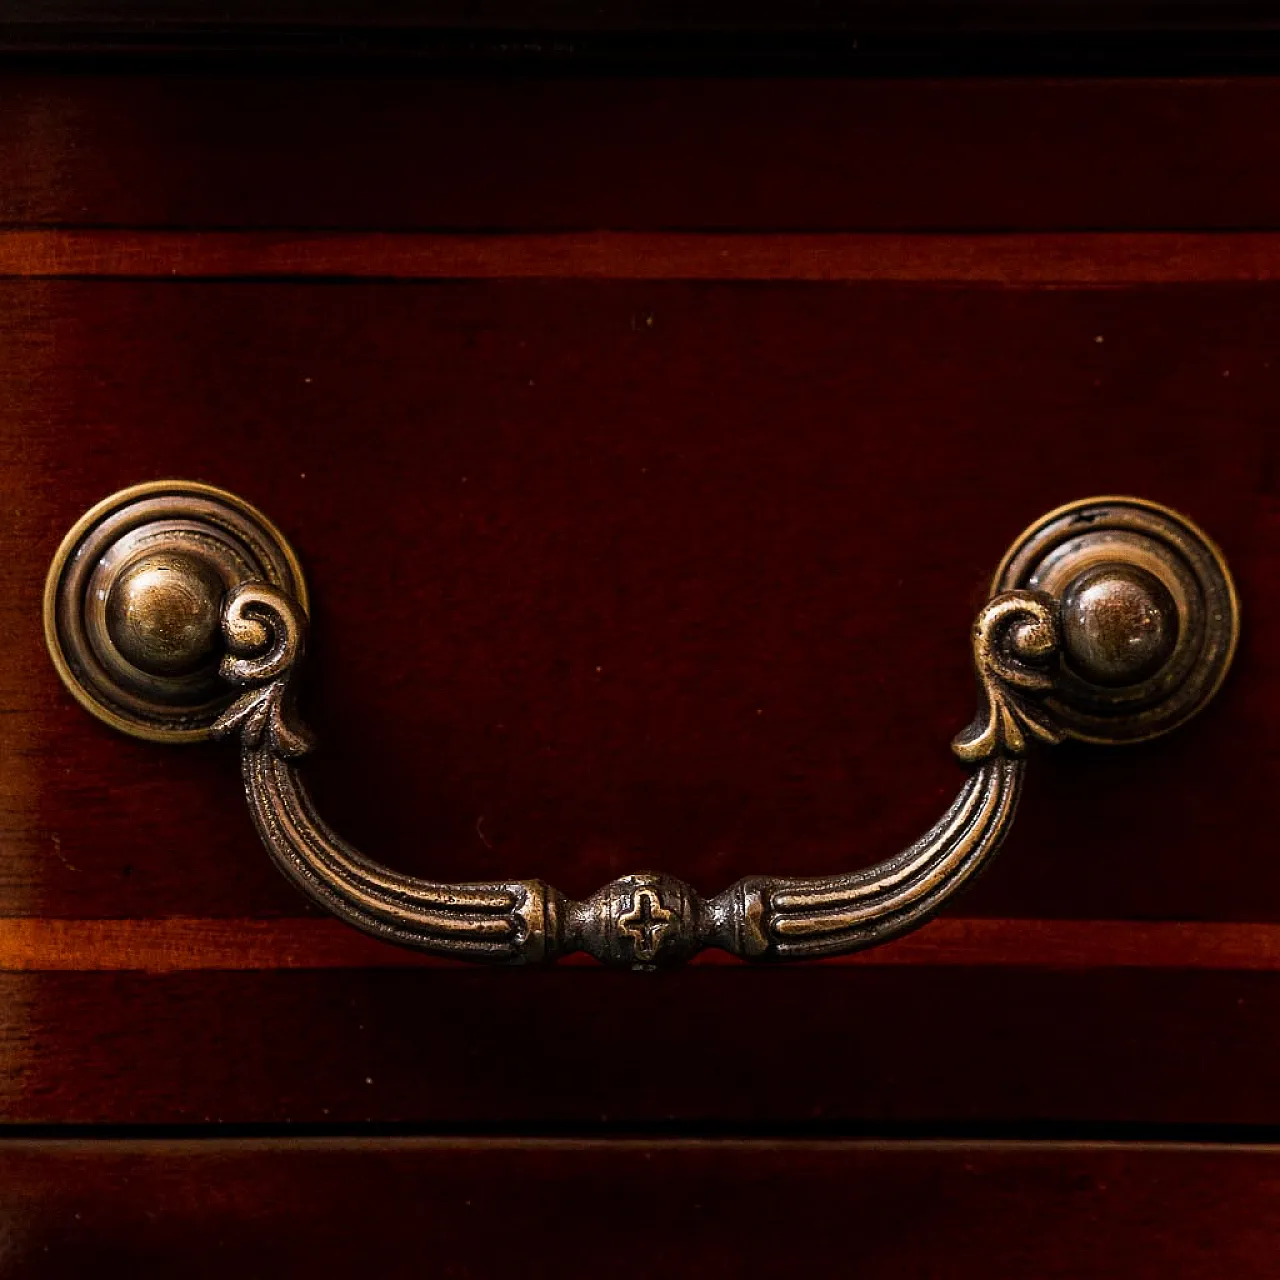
xmin=2 ymin=263 xmax=1275 ymax=1123
xmin=9 ymin=76 xmax=1280 ymax=230
xmin=11 ymin=916 xmax=1280 ymax=971
xmin=4 ymin=968 xmax=1280 ymax=1125
xmin=2 ymin=274 xmax=1269 ymax=922
xmin=2 ymin=74 xmax=1278 ymax=1151
xmin=5 ymin=1139 xmax=1280 ymax=1278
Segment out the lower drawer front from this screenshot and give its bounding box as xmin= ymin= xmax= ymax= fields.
xmin=2 ymin=967 xmax=1277 ymax=1128
xmin=3 ymin=1139 xmax=1277 ymax=1278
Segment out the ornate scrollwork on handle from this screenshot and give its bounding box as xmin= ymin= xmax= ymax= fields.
xmin=212 ymin=585 xmax=551 ymax=964
xmin=45 ymin=484 xmax=1240 ymax=969
xmin=213 ymin=583 xmax=315 ymax=759
xmin=952 ymin=590 xmax=1065 ymax=764
xmin=203 ymin=580 xmax=1059 ymax=967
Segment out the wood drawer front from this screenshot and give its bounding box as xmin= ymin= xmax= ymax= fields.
xmin=4 ymin=1139 xmax=1280 ymax=1278
xmin=2 ymin=74 xmax=1277 ymax=1128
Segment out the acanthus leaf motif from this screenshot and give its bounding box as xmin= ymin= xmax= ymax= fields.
xmin=210 ymin=581 xmax=316 ymax=758
xmin=952 ymin=590 xmax=1065 ymax=764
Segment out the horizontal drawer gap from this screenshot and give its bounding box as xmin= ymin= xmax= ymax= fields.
xmin=5 ymin=230 xmax=1280 ymax=283
xmin=5 ymin=1131 xmax=1280 ymax=1151
xmin=4 ymin=916 xmax=1280 ymax=972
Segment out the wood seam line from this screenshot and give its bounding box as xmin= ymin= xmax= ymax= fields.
xmin=5 ymin=231 xmax=1280 ymax=282
xmin=3 ymin=917 xmax=1280 ymax=970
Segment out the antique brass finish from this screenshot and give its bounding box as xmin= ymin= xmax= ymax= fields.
xmin=994 ymin=496 xmax=1238 ymax=744
xmin=44 ymin=481 xmax=307 ymax=742
xmin=1059 ymin=564 xmax=1178 ymax=689
xmin=47 ymin=487 xmax=1238 ymax=968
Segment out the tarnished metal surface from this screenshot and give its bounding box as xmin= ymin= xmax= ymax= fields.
xmin=47 ymin=484 xmax=1239 ymax=968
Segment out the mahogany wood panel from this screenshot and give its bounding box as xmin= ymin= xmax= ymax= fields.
xmin=1 ymin=270 xmax=1272 ymax=925
xmin=3 ymin=1139 xmax=1279 ymax=1279
xmin=2 ymin=64 xmax=1276 ymax=1257
xmin=5 ymin=59 xmax=1280 ymax=1131
xmin=9 ymin=75 xmax=1280 ymax=231
xmin=3 ymin=968 xmax=1278 ymax=1125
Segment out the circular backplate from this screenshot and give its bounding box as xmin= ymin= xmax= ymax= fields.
xmin=994 ymin=496 xmax=1238 ymax=744
xmin=44 ymin=480 xmax=308 ymax=742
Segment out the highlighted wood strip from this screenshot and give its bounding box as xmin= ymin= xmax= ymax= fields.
xmin=3 ymin=231 xmax=1280 ymax=283
xmin=3 ymin=917 xmax=1280 ymax=971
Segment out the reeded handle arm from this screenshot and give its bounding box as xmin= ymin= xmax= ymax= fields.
xmin=46 ymin=487 xmax=1238 ymax=969
xmin=211 ymin=583 xmax=1054 ymax=966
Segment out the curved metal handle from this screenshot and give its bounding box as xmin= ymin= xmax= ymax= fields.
xmin=46 ymin=486 xmax=1239 ymax=969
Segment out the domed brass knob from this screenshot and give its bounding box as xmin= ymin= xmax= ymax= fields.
xmin=105 ymin=551 xmax=226 ymax=677
xmin=1059 ymin=563 xmax=1179 ymax=688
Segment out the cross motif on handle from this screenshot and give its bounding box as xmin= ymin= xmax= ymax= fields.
xmin=617 ymin=886 xmax=675 ymax=963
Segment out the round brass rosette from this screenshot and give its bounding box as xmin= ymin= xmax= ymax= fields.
xmin=44 ymin=480 xmax=308 ymax=742
xmin=994 ymin=496 xmax=1238 ymax=744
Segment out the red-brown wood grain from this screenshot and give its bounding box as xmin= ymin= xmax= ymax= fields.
xmin=4 ymin=73 xmax=1280 ymax=1140
xmin=11 ymin=916 xmax=1280 ymax=971
xmin=7 ymin=75 xmax=1280 ymax=232
xmin=4 ymin=1138 xmax=1280 ymax=1279
xmin=2 ymin=967 xmax=1278 ymax=1126
xmin=1 ymin=270 xmax=1271 ymax=923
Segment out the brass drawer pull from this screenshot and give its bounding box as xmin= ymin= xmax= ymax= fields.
xmin=46 ymin=485 xmax=1238 ymax=969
